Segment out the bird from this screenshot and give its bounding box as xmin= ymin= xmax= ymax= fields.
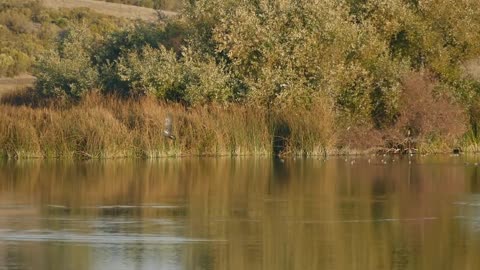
xmin=163 ymin=113 xmax=176 ymax=140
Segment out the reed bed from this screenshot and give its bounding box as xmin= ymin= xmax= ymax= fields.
xmin=1 ymin=88 xmax=478 ymax=160
xmin=0 ymin=92 xmax=336 ymax=159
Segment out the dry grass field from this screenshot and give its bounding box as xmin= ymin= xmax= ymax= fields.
xmin=0 ymin=75 xmax=35 ymax=97
xmin=41 ymin=0 xmax=177 ymax=21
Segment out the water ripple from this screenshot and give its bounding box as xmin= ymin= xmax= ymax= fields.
xmin=0 ymin=230 xmax=224 ymax=244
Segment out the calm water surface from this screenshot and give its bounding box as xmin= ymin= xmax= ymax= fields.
xmin=0 ymin=156 xmax=480 ymax=270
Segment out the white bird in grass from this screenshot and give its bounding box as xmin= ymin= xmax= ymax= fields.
xmin=163 ymin=113 xmax=176 ymax=140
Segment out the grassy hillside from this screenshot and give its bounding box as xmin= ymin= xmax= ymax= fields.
xmin=42 ymin=0 xmax=177 ymax=21
xmin=0 ymin=0 xmax=144 ymax=87
xmin=99 ymin=0 xmax=182 ymax=11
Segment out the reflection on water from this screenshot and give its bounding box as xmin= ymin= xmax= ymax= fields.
xmin=0 ymin=155 xmax=480 ymax=270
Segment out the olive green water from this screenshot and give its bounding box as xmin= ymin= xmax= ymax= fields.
xmin=0 ymin=156 xmax=480 ymax=270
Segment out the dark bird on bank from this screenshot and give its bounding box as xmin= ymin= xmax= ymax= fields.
xmin=163 ymin=113 xmax=176 ymax=140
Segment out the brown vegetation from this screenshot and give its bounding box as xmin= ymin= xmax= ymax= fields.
xmin=1 ymin=91 xmax=337 ymax=159
xmin=391 ymin=73 xmax=468 ymax=152
xmin=0 ymin=90 xmax=344 ymax=159
xmin=336 ymin=72 xmax=469 ymax=153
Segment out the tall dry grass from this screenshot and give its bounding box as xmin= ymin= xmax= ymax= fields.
xmin=0 ymin=91 xmax=335 ymax=159
xmin=271 ymin=97 xmax=336 ymax=156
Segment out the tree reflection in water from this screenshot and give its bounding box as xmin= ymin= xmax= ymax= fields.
xmin=0 ymin=155 xmax=479 ymax=270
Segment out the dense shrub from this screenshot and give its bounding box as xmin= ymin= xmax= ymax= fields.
xmin=35 ymin=26 xmax=99 ymax=100
xmin=392 ymin=73 xmax=468 ymax=147
xmin=0 ymin=11 xmax=35 ymax=34
xmin=109 ymin=45 xmax=180 ymax=97
xmin=180 ymin=0 xmax=480 ymax=138
xmin=180 ymin=53 xmax=232 ymax=105
xmin=101 ymin=45 xmax=232 ymax=103
xmin=0 ymin=48 xmax=32 ymax=77
xmin=0 ymin=53 xmax=15 ymax=76
xmin=183 ymin=0 xmax=411 ymax=124
xmin=94 ymin=22 xmax=187 ymax=91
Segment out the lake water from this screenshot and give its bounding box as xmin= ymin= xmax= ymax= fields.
xmin=0 ymin=155 xmax=479 ymax=270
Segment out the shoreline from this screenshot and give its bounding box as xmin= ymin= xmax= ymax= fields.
xmin=1 ymin=147 xmax=478 ymax=161
xmin=1 ymin=93 xmax=478 ymax=161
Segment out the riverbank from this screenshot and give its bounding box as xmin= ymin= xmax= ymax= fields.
xmin=0 ymin=91 xmax=477 ymax=160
